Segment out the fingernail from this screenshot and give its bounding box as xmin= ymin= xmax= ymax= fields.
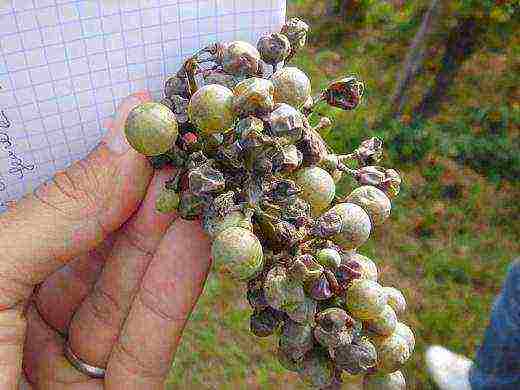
xmin=102 ymin=95 xmax=144 ymax=154
xmin=113 ymin=95 xmax=144 ymax=126
xmin=102 ymin=123 xmax=130 ymax=155
xmin=133 ymin=90 xmax=153 ymax=102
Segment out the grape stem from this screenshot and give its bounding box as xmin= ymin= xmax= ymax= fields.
xmin=183 ymin=58 xmax=199 ymax=96
xmin=303 ymin=92 xmax=326 ymax=116
xmin=180 ymin=44 xmax=223 ymax=96
xmin=336 ymin=163 xmax=358 ymax=177
xmin=165 ymin=170 xmax=184 ymax=192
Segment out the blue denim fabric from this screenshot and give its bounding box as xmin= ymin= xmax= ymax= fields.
xmin=469 ymin=260 xmax=520 ymax=389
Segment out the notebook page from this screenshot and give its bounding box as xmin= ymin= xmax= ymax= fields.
xmin=0 ymin=0 xmax=286 ymax=211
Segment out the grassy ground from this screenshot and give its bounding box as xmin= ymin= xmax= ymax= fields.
xmin=167 ymin=2 xmax=519 ymax=388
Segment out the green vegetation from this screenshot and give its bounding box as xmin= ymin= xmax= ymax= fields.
xmin=168 ymin=1 xmax=519 ymax=388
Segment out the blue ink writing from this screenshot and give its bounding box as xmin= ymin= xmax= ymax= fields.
xmin=0 ymin=110 xmax=11 ymax=129
xmin=0 ymin=108 xmax=35 ymax=192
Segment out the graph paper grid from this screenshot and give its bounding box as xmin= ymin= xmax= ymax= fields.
xmin=0 ymin=0 xmax=286 ymax=209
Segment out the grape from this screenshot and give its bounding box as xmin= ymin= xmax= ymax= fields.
xmin=322 ymin=203 xmax=372 ymax=250
xmin=211 ymin=227 xmax=264 ymax=281
xmin=316 ymin=248 xmax=342 ymax=269
xmin=203 ymin=210 xmax=252 ymax=239
xmin=124 ymin=102 xmax=178 ymax=156
xmin=271 ymin=66 xmax=312 ymax=108
xmin=294 ymin=166 xmax=336 ymax=215
xmin=298 ymin=350 xmax=334 ymax=388
xmin=345 ymin=279 xmax=386 ymax=320
xmin=257 ymin=32 xmax=291 ymax=66
xmin=350 ymin=253 xmax=378 ymax=282
xmin=364 ymin=370 xmax=406 ymax=390
xmin=222 ymin=41 xmax=262 ymax=77
xmin=155 ymin=188 xmax=180 ymax=214
xmin=188 ymin=84 xmax=235 ymax=135
xmin=124 ymin=16 xmax=414 ymax=388
xmin=366 ymin=305 xmax=398 ymax=336
xmin=371 ymin=328 xmax=414 ymax=374
xmin=233 ymin=77 xmax=275 ymax=117
xmin=280 ymin=17 xmax=309 ymax=52
xmin=383 ymin=287 xmax=407 ymax=316
xmin=345 ymin=185 xmax=392 ymax=226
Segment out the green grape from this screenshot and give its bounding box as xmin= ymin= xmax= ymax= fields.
xmin=232 ymin=77 xmax=275 ymax=117
xmin=324 ymin=203 xmax=372 ymax=250
xmin=383 ymin=287 xmax=407 ymax=316
xmin=316 ymin=248 xmax=342 ymax=269
xmin=155 ymin=188 xmax=180 ymax=214
xmin=188 ymin=84 xmax=235 ymax=135
xmin=367 ymin=304 xmax=398 ymax=336
xmin=364 ymin=370 xmax=406 ymax=390
xmin=271 ymin=67 xmax=311 ymax=108
xmin=211 ymin=227 xmax=263 ymax=281
xmin=124 ymin=102 xmax=178 ymax=156
xmin=345 ymin=185 xmax=392 ymax=226
xmin=345 ymin=279 xmax=386 ymax=320
xmin=294 ymin=166 xmax=335 ymax=215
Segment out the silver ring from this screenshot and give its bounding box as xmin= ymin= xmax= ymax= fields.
xmin=64 ymin=340 xmax=106 ymax=379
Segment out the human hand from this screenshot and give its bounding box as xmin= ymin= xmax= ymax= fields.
xmin=0 ymin=93 xmax=211 ymax=389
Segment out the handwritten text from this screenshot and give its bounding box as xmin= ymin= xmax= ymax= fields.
xmin=0 ymin=110 xmax=7 ymax=193
xmin=0 ymin=110 xmax=11 ymax=129
xmin=0 ymin=109 xmax=36 ymax=194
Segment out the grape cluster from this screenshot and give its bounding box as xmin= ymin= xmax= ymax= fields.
xmin=124 ymin=17 xmax=413 ymax=389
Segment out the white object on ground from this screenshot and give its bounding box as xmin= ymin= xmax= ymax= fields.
xmin=425 ymin=345 xmax=472 ymax=390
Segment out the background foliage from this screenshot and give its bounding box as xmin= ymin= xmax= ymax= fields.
xmin=167 ymin=1 xmax=519 ymax=388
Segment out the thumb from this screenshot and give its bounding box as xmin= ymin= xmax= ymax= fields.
xmin=0 ymin=93 xmax=154 ymax=309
